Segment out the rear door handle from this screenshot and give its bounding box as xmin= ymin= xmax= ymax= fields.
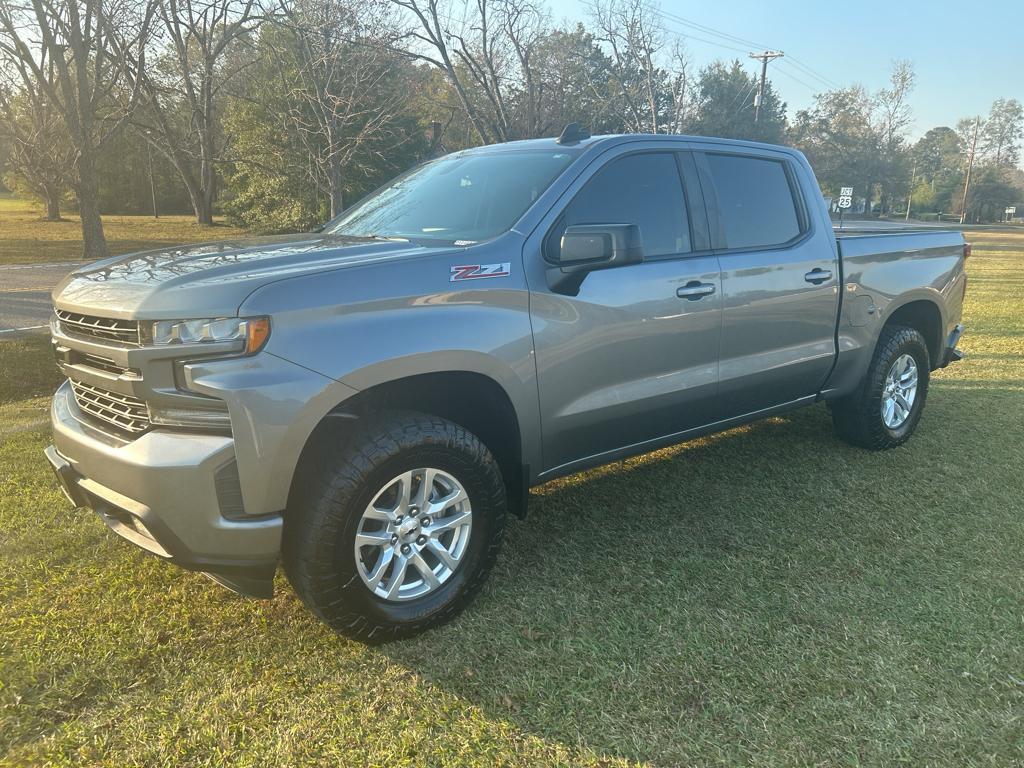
xmin=676 ymin=281 xmax=716 ymax=300
xmin=804 ymin=268 xmax=833 ymax=284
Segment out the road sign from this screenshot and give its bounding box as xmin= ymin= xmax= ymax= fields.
xmin=1006 ymin=206 xmax=1017 ymax=215
xmin=837 ymin=186 xmax=853 ymax=210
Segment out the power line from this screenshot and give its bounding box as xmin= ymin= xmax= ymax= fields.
xmin=730 ymin=81 xmax=759 ymax=118
xmin=772 ymin=62 xmax=820 ymax=92
xmin=638 ymin=4 xmax=762 ymax=54
xmin=651 ymin=6 xmax=770 ymax=50
xmin=655 ymin=22 xmax=750 ymax=55
xmin=643 ymin=4 xmax=843 ymax=93
xmin=633 ymin=3 xmax=844 ymax=108
xmin=783 ymin=56 xmax=841 ymax=89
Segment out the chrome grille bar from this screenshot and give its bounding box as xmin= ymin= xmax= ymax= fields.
xmin=56 ymin=310 xmax=140 ymax=346
xmin=69 ymin=378 xmax=151 ymax=434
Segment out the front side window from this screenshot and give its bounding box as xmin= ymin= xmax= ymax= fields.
xmin=325 ymin=150 xmax=576 ymax=244
xmin=552 ymin=152 xmax=691 ymax=260
xmin=705 ymin=153 xmax=803 ymax=250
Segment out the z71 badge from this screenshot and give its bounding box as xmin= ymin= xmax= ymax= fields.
xmin=450 ymin=262 xmax=511 ymax=282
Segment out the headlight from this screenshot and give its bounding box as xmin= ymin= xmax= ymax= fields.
xmin=143 ymin=316 xmax=270 ymax=354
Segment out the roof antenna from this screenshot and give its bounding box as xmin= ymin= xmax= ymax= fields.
xmin=556 ymin=122 xmax=590 ymax=145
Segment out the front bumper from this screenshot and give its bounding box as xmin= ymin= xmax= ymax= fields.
xmin=46 ymin=380 xmax=281 ymax=597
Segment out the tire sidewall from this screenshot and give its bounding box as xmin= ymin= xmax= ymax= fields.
xmin=288 ymin=416 xmax=508 ymax=638
xmin=333 ymin=445 xmax=499 ymax=626
xmin=866 ymin=329 xmax=930 ymax=444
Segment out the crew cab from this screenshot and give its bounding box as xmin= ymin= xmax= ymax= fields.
xmin=46 ymin=130 xmax=967 ymax=640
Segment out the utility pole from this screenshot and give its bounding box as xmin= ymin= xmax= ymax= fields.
xmin=144 ymin=130 xmax=159 ymax=219
xmin=959 ymin=117 xmax=980 ymax=225
xmin=749 ymin=50 xmax=784 ymax=122
xmin=905 ymin=161 xmax=917 ymax=222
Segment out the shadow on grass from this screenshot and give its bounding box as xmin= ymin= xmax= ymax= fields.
xmin=375 ymin=387 xmax=1024 ymax=763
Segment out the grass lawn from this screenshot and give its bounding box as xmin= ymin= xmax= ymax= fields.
xmin=1 ymin=231 xmax=1022 ymax=766
xmin=0 ymin=194 xmax=246 ymax=265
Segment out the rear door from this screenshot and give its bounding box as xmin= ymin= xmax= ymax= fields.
xmin=526 ymin=145 xmax=722 ymax=475
xmin=694 ymin=147 xmax=840 ymax=417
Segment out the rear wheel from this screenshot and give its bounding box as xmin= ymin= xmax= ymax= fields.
xmin=283 ymin=412 xmax=507 ymax=641
xmin=831 ymin=325 xmax=931 ymax=450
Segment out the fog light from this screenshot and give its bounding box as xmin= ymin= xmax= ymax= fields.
xmin=149 ymin=404 xmax=231 ymax=429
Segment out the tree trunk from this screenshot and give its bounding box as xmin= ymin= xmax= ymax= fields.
xmin=43 ymin=186 xmax=61 ymax=221
xmin=75 ymin=150 xmax=108 ymax=261
xmin=196 ymin=186 xmax=214 ymax=226
xmin=329 ymin=155 xmax=343 ymax=219
xmin=170 ymin=156 xmax=212 ymax=226
xmin=197 ymin=88 xmax=216 ymax=226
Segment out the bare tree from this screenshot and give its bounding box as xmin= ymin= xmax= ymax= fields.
xmin=267 ymin=0 xmax=415 ymax=217
xmin=0 ymin=58 xmax=74 ymax=219
xmin=491 ymin=0 xmax=546 ymax=138
xmin=664 ymin=37 xmax=690 ymax=134
xmin=875 ymin=59 xmax=915 ymax=151
xmin=873 ymin=59 xmax=915 ymax=213
xmin=589 ymin=0 xmax=665 ymax=133
xmin=980 ymin=97 xmax=1023 ymax=168
xmin=131 ymin=0 xmax=267 ymax=225
xmin=390 ymin=0 xmax=547 ymax=144
xmin=0 ymin=0 xmax=157 ymax=259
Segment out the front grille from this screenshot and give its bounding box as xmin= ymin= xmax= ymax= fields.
xmin=56 ymin=310 xmax=140 ymax=346
xmin=69 ymin=378 xmax=151 ymax=434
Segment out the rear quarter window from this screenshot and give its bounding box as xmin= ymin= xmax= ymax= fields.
xmin=705 ymin=153 xmax=804 ymax=250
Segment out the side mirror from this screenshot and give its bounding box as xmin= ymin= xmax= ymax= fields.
xmin=546 ymin=223 xmax=644 ymax=294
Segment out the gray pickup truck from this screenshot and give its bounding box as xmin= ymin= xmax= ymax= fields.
xmin=46 ymin=130 xmax=967 ymax=640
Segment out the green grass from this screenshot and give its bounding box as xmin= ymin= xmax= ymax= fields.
xmin=1 ymin=232 xmax=1022 ymax=766
xmin=0 ymin=194 xmax=246 ymax=265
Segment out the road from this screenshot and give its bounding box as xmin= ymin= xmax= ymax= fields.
xmin=0 ymin=262 xmax=78 ymax=337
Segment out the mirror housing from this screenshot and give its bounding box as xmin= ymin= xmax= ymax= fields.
xmin=546 ymin=223 xmax=644 ymax=294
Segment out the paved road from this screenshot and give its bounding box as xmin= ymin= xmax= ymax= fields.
xmin=834 ymin=219 xmax=1023 ymax=233
xmin=0 ymin=262 xmax=79 ymax=337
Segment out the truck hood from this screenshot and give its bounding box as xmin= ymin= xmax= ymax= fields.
xmin=52 ymin=233 xmax=451 ymax=319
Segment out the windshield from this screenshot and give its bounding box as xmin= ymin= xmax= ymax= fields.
xmin=324 ymin=150 xmax=577 ymax=243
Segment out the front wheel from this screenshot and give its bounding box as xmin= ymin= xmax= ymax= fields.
xmin=831 ymin=325 xmax=931 ymax=450
xmin=283 ymin=412 xmax=507 ymax=642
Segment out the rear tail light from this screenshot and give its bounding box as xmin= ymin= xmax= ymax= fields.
xmin=963 ymin=242 xmax=972 ymax=259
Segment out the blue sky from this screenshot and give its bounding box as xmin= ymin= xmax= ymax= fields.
xmin=546 ymin=0 xmax=1023 ymax=138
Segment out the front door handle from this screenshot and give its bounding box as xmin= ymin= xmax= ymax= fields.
xmin=676 ymin=281 xmax=716 ymax=300
xmin=804 ymin=268 xmax=833 ymax=284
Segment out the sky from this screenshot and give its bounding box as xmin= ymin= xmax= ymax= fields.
xmin=546 ymin=0 xmax=1023 ymax=138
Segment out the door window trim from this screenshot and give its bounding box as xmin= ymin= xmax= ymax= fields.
xmin=695 ymin=150 xmax=814 ymax=255
xmin=542 ymin=149 xmax=706 ymax=265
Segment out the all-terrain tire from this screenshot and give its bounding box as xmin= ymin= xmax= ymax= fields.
xmin=283 ymin=411 xmax=507 ymax=642
xmin=830 ymin=325 xmax=931 ymax=450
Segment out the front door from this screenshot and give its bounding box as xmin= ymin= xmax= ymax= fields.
xmin=528 ymin=149 xmax=723 ymax=475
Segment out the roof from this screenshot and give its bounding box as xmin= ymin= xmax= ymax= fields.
xmin=459 ymin=133 xmax=800 ymax=156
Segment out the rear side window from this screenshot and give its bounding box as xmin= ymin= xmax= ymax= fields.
xmin=556 ymin=152 xmax=691 ymax=259
xmin=705 ymin=154 xmax=802 ymax=250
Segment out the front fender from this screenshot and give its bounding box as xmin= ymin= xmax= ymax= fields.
xmin=238 ymin=252 xmax=542 ymax=473
xmin=182 ymin=352 xmax=359 ymax=517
